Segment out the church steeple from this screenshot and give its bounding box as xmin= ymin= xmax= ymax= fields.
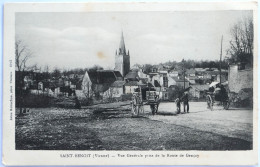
xmin=119 ymin=31 xmax=126 ymax=55
xmin=115 ymin=31 xmax=130 ymax=77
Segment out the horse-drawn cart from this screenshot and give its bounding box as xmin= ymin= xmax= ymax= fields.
xmin=131 ymin=85 xmax=160 ymax=117
xmin=206 ymin=82 xmax=230 ymax=110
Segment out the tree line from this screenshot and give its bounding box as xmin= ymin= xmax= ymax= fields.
xmin=136 ymin=60 xmax=229 ymax=74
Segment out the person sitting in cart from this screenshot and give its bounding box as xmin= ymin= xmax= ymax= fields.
xmin=220 ymin=84 xmax=228 ymax=101
xmin=209 ymin=86 xmax=215 ymax=93
xmin=214 ymin=84 xmax=222 ymax=101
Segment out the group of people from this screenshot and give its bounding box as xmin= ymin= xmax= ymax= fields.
xmin=175 ymin=86 xmax=191 ymax=114
xmin=175 ymin=83 xmax=228 ymax=114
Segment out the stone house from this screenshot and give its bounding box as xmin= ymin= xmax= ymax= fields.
xmin=82 ymin=70 xmax=123 ymax=98
xmin=104 ymin=81 xmax=125 ymax=98
xmin=175 ymin=78 xmax=190 ymax=89
xmin=168 ymin=70 xmax=179 ymax=78
xmin=148 ymin=70 xmax=170 ymax=100
xmin=125 ymin=71 xmax=139 ymax=81
xmin=189 ymin=84 xmax=209 ymax=99
xmin=124 ymin=81 xmax=139 ymax=94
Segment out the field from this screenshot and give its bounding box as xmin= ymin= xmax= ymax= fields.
xmin=15 ymin=102 xmax=253 ymax=150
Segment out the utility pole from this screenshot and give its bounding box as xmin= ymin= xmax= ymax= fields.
xmin=182 ymin=59 xmax=186 ymax=90
xmin=219 ymin=35 xmax=223 ymax=84
xmin=182 ymin=59 xmax=186 ymax=112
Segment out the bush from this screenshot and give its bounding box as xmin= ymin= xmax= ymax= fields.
xmin=121 ymin=94 xmax=132 ymax=101
xmin=229 ymin=89 xmax=253 ymax=108
xmin=79 ymin=97 xmax=93 ymax=106
xmin=16 ymin=94 xmax=54 ymax=108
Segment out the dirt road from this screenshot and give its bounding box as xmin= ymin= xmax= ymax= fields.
xmin=15 ymin=102 xmax=253 ymax=150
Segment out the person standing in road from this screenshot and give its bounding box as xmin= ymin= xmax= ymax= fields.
xmin=175 ymin=93 xmax=181 ymax=114
xmin=181 ymin=87 xmax=191 ymax=113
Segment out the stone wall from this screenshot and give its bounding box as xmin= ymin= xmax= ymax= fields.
xmin=228 ymin=65 xmax=253 ymax=93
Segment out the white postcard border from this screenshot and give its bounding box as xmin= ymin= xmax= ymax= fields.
xmin=3 ymin=2 xmax=258 ymax=166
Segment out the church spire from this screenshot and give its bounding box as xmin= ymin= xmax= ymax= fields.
xmin=119 ymin=31 xmax=126 ymax=55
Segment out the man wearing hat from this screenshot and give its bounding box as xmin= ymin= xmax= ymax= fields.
xmin=181 ymin=86 xmax=191 ymax=113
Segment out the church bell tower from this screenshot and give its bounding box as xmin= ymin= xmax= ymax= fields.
xmin=115 ymin=32 xmax=130 ymax=77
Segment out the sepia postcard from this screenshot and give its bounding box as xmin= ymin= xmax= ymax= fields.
xmin=2 ymin=1 xmax=258 ymax=166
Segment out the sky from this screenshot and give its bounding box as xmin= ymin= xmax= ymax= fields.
xmin=15 ymin=11 xmax=253 ymax=71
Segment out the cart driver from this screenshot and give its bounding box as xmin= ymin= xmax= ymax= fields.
xmin=209 ymin=86 xmax=215 ymax=93
xmin=220 ymin=84 xmax=228 ymax=100
xmin=214 ymin=83 xmax=221 ymax=101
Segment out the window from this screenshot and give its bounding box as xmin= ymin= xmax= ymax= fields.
xmin=163 ymin=75 xmax=168 ymax=87
xmin=152 ymin=68 xmax=158 ymax=73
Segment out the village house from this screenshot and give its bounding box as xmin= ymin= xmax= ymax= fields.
xmin=148 ymin=69 xmax=170 ymax=100
xmin=82 ymin=70 xmax=123 ymax=98
xmin=137 ymin=69 xmax=149 ymax=80
xmin=186 ymin=68 xmax=196 ymax=84
xmin=175 ymin=78 xmax=190 ymax=89
xmin=124 ymin=71 xmax=139 ymax=81
xmin=168 ymin=70 xmax=179 ymax=78
xmin=124 ymin=81 xmax=139 ymax=94
xmin=189 ymin=84 xmax=209 ymax=100
xmin=104 ymin=80 xmax=125 ymax=98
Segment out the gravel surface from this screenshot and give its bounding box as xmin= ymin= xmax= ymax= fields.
xmin=15 ymin=102 xmax=253 ymax=150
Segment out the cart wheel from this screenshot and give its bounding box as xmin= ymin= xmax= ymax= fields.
xmin=139 ymin=102 xmax=144 ymax=115
xmin=131 ymin=96 xmax=138 ymax=116
xmin=150 ymin=104 xmax=155 ymax=115
xmin=206 ymin=95 xmax=213 ymax=111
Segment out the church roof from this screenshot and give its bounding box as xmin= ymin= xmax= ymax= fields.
xmin=119 ymin=31 xmax=126 ymax=54
xmin=87 ymin=70 xmax=117 ymax=84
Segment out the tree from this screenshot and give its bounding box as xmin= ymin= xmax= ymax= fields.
xmin=15 ymin=40 xmax=33 ymax=72
xmin=142 ymin=64 xmax=153 ymax=74
xmin=88 ymin=65 xmax=103 ymax=72
xmin=106 ymin=87 xmax=115 ymax=102
xmin=227 ymin=17 xmax=253 ymax=67
xmin=52 ymin=68 xmax=61 ymax=79
xmin=15 ymin=40 xmax=33 ymax=114
xmin=82 ymin=80 xmax=94 ymax=105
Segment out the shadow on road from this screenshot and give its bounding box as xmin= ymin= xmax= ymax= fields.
xmin=187 ymin=110 xmax=209 ymax=114
xmin=156 ymin=111 xmax=177 ymax=116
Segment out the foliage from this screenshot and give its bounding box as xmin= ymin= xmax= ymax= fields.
xmin=226 ymin=17 xmax=253 ymax=67
xmin=88 ymin=65 xmax=104 ymax=72
xmin=51 ymin=68 xmax=61 ymax=79
xmin=138 ymin=60 xmax=228 ymax=75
